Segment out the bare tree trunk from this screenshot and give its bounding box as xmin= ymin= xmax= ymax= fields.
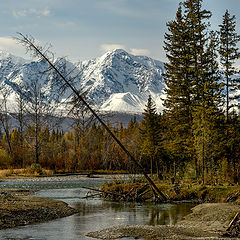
xmin=15 ymin=92 xmax=26 ymax=167
xmin=0 ymin=90 xmax=13 ymax=155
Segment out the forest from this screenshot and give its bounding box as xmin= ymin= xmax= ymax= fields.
xmin=0 ymin=0 xmax=240 ymax=185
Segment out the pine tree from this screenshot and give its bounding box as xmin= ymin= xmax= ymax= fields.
xmin=183 ymin=0 xmax=212 ymax=103
xmin=219 ymin=10 xmax=240 ymax=122
xmin=192 ymin=30 xmax=224 ymax=183
xmin=164 ymin=5 xmax=193 ymax=119
xmin=163 ymin=5 xmax=195 ymax=164
xmin=140 ymin=95 xmax=162 ymax=175
xmin=163 ymin=0 xmax=225 ymax=180
xmin=163 ymin=1 xmax=211 ymax=166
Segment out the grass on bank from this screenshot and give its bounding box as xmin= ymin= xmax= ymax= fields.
xmin=0 ymin=167 xmax=128 ymax=178
xmin=101 ymin=175 xmax=240 ymax=202
xmin=0 ymin=168 xmax=54 ymax=178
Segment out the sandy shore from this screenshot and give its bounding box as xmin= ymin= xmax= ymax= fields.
xmin=87 ymin=202 xmax=240 ymax=240
xmin=0 ymin=189 xmax=77 ymax=229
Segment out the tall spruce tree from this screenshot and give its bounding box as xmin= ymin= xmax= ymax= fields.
xmin=140 ymin=95 xmax=161 ymax=175
xmin=183 ymin=0 xmax=212 ymax=104
xmin=219 ymin=10 xmax=240 ymax=122
xmin=164 ymin=0 xmax=223 ymax=181
xmin=192 ymin=30 xmax=224 ymax=183
xmin=163 ymin=5 xmax=194 ymax=164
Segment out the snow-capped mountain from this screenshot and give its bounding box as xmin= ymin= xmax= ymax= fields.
xmin=0 ymin=49 xmax=165 ymax=113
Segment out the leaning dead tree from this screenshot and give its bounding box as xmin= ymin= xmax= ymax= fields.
xmin=16 ymin=33 xmax=167 ymax=201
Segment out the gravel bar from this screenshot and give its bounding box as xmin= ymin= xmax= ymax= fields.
xmin=0 ymin=189 xmax=77 ymax=229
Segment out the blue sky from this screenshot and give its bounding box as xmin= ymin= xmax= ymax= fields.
xmin=1 ymin=0 xmax=240 ymax=62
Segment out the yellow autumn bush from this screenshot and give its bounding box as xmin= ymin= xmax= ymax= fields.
xmin=0 ymin=148 xmax=13 ymax=169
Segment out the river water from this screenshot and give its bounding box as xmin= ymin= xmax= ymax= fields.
xmin=0 ymin=175 xmax=195 ymax=240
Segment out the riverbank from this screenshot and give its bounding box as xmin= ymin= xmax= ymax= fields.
xmin=0 ymin=189 xmax=77 ymax=229
xmin=87 ymin=202 xmax=240 ymax=239
xmin=88 ymin=178 xmax=240 ymax=239
xmin=101 ymin=179 xmax=240 ymax=202
xmin=1 ymin=175 xmax=240 ymax=239
xmin=0 ymin=168 xmax=127 ymax=178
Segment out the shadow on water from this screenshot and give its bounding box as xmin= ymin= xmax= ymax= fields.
xmin=0 ymin=178 xmax=195 ymax=240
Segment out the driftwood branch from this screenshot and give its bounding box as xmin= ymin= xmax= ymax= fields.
xmin=222 ymin=211 xmax=240 ymax=238
xmin=226 ymin=212 xmax=240 ymax=232
xmin=80 ymin=193 xmax=101 ymax=199
xmin=81 ymin=186 xmax=123 ymax=198
xmin=82 ymin=184 xmax=156 ymax=202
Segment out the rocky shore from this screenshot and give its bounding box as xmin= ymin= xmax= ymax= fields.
xmin=0 ymin=189 xmax=77 ymax=229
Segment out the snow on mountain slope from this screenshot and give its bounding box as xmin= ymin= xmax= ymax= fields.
xmin=78 ymin=49 xmax=165 ymax=112
xmin=0 ymin=49 xmax=165 ymax=113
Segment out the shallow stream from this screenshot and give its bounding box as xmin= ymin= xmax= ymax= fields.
xmin=0 ymin=175 xmax=195 ymax=240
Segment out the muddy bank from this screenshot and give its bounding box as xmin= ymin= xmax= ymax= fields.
xmin=0 ymin=189 xmax=77 ymax=229
xmin=87 ymin=202 xmax=240 ymax=240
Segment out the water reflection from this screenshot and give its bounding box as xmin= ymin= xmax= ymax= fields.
xmin=0 ymin=179 xmax=195 ymax=240
xmin=72 ymin=199 xmax=195 ymax=226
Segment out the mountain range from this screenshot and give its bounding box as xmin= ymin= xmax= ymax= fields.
xmin=0 ymin=49 xmax=165 ymax=114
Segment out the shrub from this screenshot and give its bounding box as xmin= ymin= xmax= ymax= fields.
xmin=30 ymin=163 xmax=42 ymax=175
xmin=0 ymin=148 xmax=13 ymax=169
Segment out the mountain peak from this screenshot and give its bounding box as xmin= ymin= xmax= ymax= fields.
xmin=109 ymin=48 xmax=128 ymax=55
xmin=0 ymin=50 xmax=27 ymax=65
xmin=0 ymin=50 xmax=165 ymax=114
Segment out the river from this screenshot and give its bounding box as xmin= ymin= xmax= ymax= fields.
xmin=0 ymin=175 xmax=195 ymax=240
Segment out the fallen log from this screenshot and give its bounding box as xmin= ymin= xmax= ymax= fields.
xmin=137 ymin=189 xmax=151 ymax=199
xmin=136 ymin=184 xmax=149 ymax=196
xmin=226 ymin=191 xmax=240 ymax=202
xmin=80 ymin=193 xmax=101 ymax=199
xmin=81 ymin=186 xmax=124 ymax=199
xmin=223 ymin=211 xmax=240 ymax=237
xmin=124 ymin=188 xmax=135 ymax=199
xmin=82 ymin=185 xmax=155 ymax=202
xmin=226 ymin=212 xmax=240 ymax=231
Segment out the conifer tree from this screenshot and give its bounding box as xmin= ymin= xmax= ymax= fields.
xmin=164 ymin=0 xmax=224 ymax=180
xmin=163 ymin=5 xmax=194 ymax=163
xmin=219 ymin=10 xmax=240 ymax=122
xmin=164 ymin=1 xmax=212 ymax=165
xmin=140 ymin=95 xmax=161 ymax=175
xmin=183 ymin=0 xmax=212 ymax=103
xmin=192 ymin=30 xmax=224 ymax=183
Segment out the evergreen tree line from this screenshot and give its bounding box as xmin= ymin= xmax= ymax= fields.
xmin=160 ymin=0 xmax=240 ymax=184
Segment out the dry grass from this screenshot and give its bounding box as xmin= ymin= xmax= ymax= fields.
xmin=0 ymin=168 xmax=54 ymax=178
xmin=0 ymin=169 xmax=13 ymax=178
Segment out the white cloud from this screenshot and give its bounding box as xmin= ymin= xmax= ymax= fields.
xmin=40 ymin=9 xmax=50 ymax=16
xmin=129 ymin=48 xmax=151 ymax=56
xmin=13 ymin=10 xmax=27 ymax=18
xmin=0 ymin=37 xmax=28 ymax=58
xmin=100 ymin=44 xmax=151 ymax=57
xmin=13 ymin=8 xmax=51 ymax=18
xmin=100 ymin=44 xmax=128 ymax=53
xmin=0 ymin=37 xmax=19 ymax=49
